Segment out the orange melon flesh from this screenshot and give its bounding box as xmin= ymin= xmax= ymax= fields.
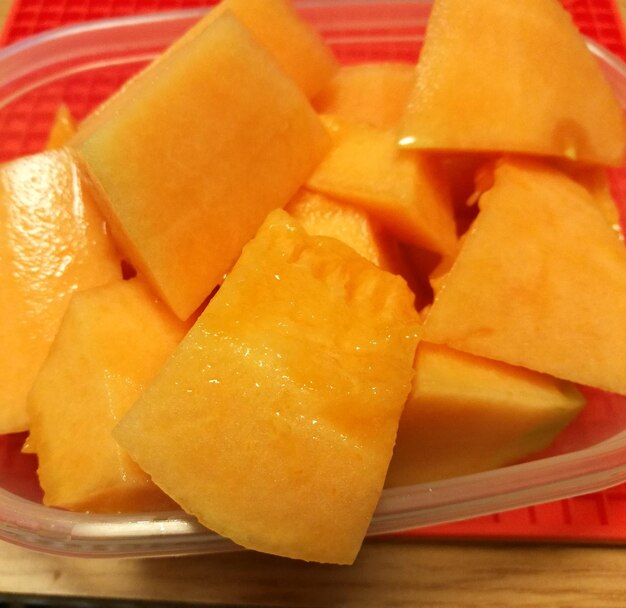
xmin=563 ymin=165 xmax=623 ymax=238
xmin=286 ymin=190 xmax=429 ymax=309
xmin=423 ymin=158 xmax=626 ymax=395
xmin=313 ymin=62 xmax=415 ymax=128
xmin=74 ymin=13 xmax=329 ymax=321
xmin=46 ymin=104 xmax=77 ymax=150
xmin=114 ymin=209 xmax=420 ymax=564
xmin=307 ymin=115 xmax=457 ymax=256
xmin=203 ymin=0 xmax=337 ymax=99
xmin=399 ymin=0 xmax=626 ymax=166
xmin=28 ymin=279 xmax=188 ymax=513
xmin=0 ymin=149 xmax=122 ymax=434
xmin=286 ymin=190 xmax=412 ymax=276
xmin=386 ymin=342 xmax=584 ymax=487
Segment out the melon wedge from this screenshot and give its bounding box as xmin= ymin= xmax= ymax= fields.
xmin=0 ymin=149 xmax=122 ymax=434
xmin=313 ymin=62 xmax=414 ymax=128
xmin=423 ymin=158 xmax=626 ymax=394
xmin=74 ymin=12 xmax=329 ymax=320
xmin=386 ymin=342 xmax=584 ymax=487
xmin=114 ymin=209 xmax=420 ymax=564
xmin=399 ymin=0 xmax=626 ymax=166
xmin=307 ymin=115 xmax=457 ymax=255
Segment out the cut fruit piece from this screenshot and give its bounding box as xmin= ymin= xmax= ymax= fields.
xmin=307 ymin=115 xmax=457 ymax=255
xmin=114 ymin=209 xmax=420 ymax=564
xmin=386 ymin=342 xmax=585 ymax=487
xmin=423 ymin=158 xmax=626 ymax=395
xmin=313 ymin=62 xmax=414 ymax=128
xmin=74 ymin=12 xmax=329 ymax=321
xmin=399 ymin=0 xmax=626 ymax=166
xmin=46 ymin=104 xmax=77 ymax=150
xmin=0 ymin=149 xmax=122 ymax=434
xmin=28 ymin=279 xmax=188 ymax=513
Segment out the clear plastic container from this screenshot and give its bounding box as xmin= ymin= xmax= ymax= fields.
xmin=1 ymin=2 xmax=626 ymax=558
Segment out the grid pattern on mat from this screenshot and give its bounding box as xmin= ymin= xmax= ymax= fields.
xmin=1 ymin=0 xmax=626 ymax=544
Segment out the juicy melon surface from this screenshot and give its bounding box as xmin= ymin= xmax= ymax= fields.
xmin=28 ymin=279 xmax=188 ymax=513
xmin=399 ymin=0 xmax=626 ymax=166
xmin=0 ymin=149 xmax=121 ymax=433
xmin=114 ymin=209 xmax=420 ymax=564
xmin=75 ymin=12 xmax=329 ymax=320
xmin=423 ymin=158 xmax=626 ymax=395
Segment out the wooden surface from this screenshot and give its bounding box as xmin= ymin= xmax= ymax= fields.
xmin=2 ymin=2 xmax=626 ymax=607
xmin=4 ymin=538 xmax=626 ymax=607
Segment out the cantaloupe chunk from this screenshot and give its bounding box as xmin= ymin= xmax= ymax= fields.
xmin=114 ymin=209 xmax=420 ymax=564
xmin=307 ymin=115 xmax=457 ymax=256
xmin=423 ymin=158 xmax=626 ymax=395
xmin=28 ymin=279 xmax=188 ymax=513
xmin=313 ymin=62 xmax=414 ymax=128
xmin=386 ymin=343 xmax=584 ymax=487
xmin=46 ymin=104 xmax=76 ymax=150
xmin=0 ymin=149 xmax=122 ymax=434
xmin=399 ymin=0 xmax=626 ymax=166
xmin=74 ymin=12 xmax=329 ymax=321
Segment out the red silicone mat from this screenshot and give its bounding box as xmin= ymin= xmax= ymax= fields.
xmin=1 ymin=0 xmax=626 ymax=544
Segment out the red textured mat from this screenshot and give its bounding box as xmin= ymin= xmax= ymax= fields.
xmin=1 ymin=0 xmax=626 ymax=544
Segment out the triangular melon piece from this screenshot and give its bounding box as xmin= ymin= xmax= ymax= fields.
xmin=423 ymin=158 xmax=626 ymax=395
xmin=399 ymin=0 xmax=625 ymax=166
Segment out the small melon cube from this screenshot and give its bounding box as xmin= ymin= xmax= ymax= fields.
xmin=28 ymin=279 xmax=189 ymax=513
xmin=386 ymin=343 xmax=585 ymax=487
xmin=0 ymin=149 xmax=121 ymax=433
xmin=399 ymin=0 xmax=626 ymax=166
xmin=74 ymin=12 xmax=329 ymax=320
xmin=307 ymin=115 xmax=457 ymax=255
xmin=114 ymin=209 xmax=420 ymax=564
xmin=313 ymin=62 xmax=414 ymax=128
xmin=424 ymin=158 xmax=626 ymax=395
